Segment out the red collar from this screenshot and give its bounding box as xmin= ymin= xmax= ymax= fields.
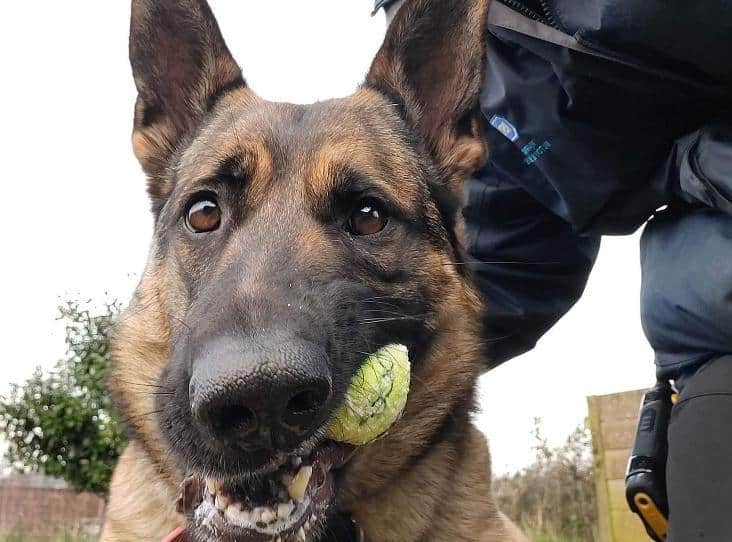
xmin=162 ymin=526 xmax=187 ymax=542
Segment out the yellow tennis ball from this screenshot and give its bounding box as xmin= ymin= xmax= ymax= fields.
xmin=328 ymin=344 xmax=411 ymax=446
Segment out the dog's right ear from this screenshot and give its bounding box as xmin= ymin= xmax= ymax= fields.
xmin=366 ymin=0 xmax=490 ymax=192
xmin=129 ymin=0 xmax=245 ymax=200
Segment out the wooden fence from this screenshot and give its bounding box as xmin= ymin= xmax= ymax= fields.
xmin=587 ymin=389 xmax=649 ymax=542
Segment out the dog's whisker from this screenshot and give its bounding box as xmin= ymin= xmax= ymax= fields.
xmin=361 ymin=308 xmax=424 ymax=318
xmin=353 ymin=300 xmax=414 ymax=314
xmin=168 ymin=313 xmax=192 ymax=332
xmin=363 ymin=301 xmax=407 ymax=314
xmin=117 ymin=296 xmax=192 ymax=337
xmin=480 ymin=332 xmax=520 ymax=344
xmin=359 ymin=295 xmax=401 ymax=302
xmin=114 ymin=378 xmax=172 ymax=391
xmin=352 ymin=330 xmax=376 ymax=364
xmin=119 ymin=409 xmax=163 ymax=426
xmin=356 ymin=316 xmax=421 ymax=324
xmin=446 ymin=260 xmax=563 ymax=266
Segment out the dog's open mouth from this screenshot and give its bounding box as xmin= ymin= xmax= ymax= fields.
xmin=178 ymin=442 xmax=353 ymax=541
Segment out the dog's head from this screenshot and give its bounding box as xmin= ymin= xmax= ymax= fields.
xmin=113 ymin=0 xmax=490 ymax=540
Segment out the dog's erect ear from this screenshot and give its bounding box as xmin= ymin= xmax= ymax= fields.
xmin=366 ymin=0 xmax=490 ymax=189
xmin=129 ymin=0 xmax=244 ymax=199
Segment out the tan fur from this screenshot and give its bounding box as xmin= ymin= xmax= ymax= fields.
xmin=366 ymin=0 xmax=490 ymax=192
xmin=102 ymin=441 xmax=182 ymax=542
xmin=105 ymin=0 xmax=525 ymax=540
xmin=104 ymin=257 xmax=522 ymax=542
xmin=343 ymin=286 xmax=512 ymax=542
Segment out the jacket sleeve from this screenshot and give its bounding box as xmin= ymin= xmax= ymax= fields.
xmin=466 ymin=162 xmax=601 ymax=369
xmin=667 ymin=114 xmax=732 ymax=215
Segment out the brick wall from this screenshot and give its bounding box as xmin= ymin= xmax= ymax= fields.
xmin=0 ymin=479 xmax=105 ymax=538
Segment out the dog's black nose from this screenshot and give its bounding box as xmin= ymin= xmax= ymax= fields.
xmin=189 ymin=334 xmax=332 ymax=451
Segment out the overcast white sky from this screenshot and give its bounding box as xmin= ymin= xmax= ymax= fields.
xmin=0 ymin=1 xmax=653 ymax=474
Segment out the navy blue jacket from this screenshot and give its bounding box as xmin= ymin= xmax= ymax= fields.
xmin=481 ymin=0 xmax=732 ymax=235
xmin=377 ymin=0 xmax=732 ymax=371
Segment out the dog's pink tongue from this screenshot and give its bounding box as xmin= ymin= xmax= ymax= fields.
xmin=162 ymin=526 xmax=187 ymax=542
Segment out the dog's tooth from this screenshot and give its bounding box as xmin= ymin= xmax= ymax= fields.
xmin=215 ymin=493 xmax=230 ymax=511
xmin=277 ymin=502 xmax=293 ymax=519
xmin=261 ymin=508 xmax=276 ymax=523
xmin=225 ymin=504 xmax=250 ymax=525
xmin=206 ymin=479 xmax=218 ymax=496
xmin=297 ymin=527 xmax=306 ymax=541
xmin=250 ymin=507 xmax=264 ymax=523
xmin=287 ymin=465 xmax=312 ymax=503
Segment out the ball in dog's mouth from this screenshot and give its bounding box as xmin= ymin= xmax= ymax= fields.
xmin=177 ymin=442 xmax=353 ymax=541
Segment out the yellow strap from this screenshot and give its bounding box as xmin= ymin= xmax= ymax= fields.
xmin=634 ymin=492 xmax=668 ymax=540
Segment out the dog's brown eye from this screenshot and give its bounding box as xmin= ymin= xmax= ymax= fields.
xmin=349 ymin=199 xmax=388 ymax=236
xmin=186 ymin=197 xmax=221 ymax=233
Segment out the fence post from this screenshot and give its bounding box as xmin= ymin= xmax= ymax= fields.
xmin=588 ymin=390 xmax=651 ymax=542
xmin=588 ymin=395 xmax=613 ymax=542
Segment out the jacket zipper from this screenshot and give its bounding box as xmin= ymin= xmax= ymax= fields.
xmin=497 ymin=0 xmax=559 ymax=29
xmin=497 ymin=0 xmax=548 ymax=24
xmin=537 ymin=0 xmax=560 ymax=29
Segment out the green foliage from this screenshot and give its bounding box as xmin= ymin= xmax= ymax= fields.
xmin=495 ymin=419 xmax=598 ymax=542
xmin=0 ymin=302 xmax=126 ymax=496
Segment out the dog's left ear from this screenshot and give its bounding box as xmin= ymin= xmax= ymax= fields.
xmin=129 ymin=0 xmax=245 ymax=200
xmin=366 ymin=0 xmax=490 ymax=189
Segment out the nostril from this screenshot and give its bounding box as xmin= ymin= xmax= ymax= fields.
xmin=210 ymin=404 xmax=258 ymax=437
xmin=287 ymin=388 xmax=328 ymax=415
xmin=282 ymin=384 xmax=329 ymax=434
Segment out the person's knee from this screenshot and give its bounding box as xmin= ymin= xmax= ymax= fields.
xmin=641 ymin=209 xmax=732 ymax=377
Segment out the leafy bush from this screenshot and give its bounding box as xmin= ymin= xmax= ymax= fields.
xmin=495 ymin=418 xmax=598 ymax=542
xmin=0 ymin=302 xmax=126 ymax=495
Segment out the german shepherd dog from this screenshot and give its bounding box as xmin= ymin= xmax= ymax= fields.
xmin=104 ymin=0 xmax=525 ymax=540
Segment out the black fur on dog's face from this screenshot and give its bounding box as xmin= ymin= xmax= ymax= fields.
xmin=153 ymin=95 xmax=452 ymax=476
xmin=115 ymin=0 xmax=490 ymax=540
